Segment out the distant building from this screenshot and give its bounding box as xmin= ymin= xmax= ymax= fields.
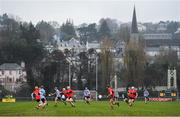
xmin=86 ymin=41 xmax=101 ymax=53
xmin=157 ymin=21 xmax=167 ymax=32
xmin=143 ymin=33 xmax=180 ymax=57
xmin=128 ymin=5 xmax=180 ymax=59
xmin=45 ymin=44 xmax=55 ymax=53
xmin=145 ymin=46 xmax=180 ymax=57
xmin=57 ymin=38 xmax=86 ymax=53
xmin=174 ymin=28 xmax=180 ymax=40
xmin=138 ymin=23 xmax=146 ymax=32
xmin=114 ymin=41 xmax=125 ymax=57
xmin=0 ymin=63 xmax=27 ymax=92
xmin=175 ymin=28 xmax=180 ymax=34
xmin=144 ymin=33 xmax=173 ymax=46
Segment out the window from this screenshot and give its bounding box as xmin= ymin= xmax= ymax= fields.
xmin=16 ymin=79 xmax=19 ymax=82
xmin=8 ymin=78 xmax=12 ymax=83
xmin=0 ymin=79 xmax=2 ymax=83
xmin=9 ymin=70 xmax=12 ymax=75
xmin=2 ymin=70 xmax=4 ymax=75
xmin=170 ymin=77 xmax=174 ymax=87
xmin=19 ymin=70 xmax=22 ymax=74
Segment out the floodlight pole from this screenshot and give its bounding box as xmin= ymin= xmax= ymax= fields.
xmin=66 ymin=58 xmax=72 ymax=87
xmin=114 ymin=74 xmax=117 ymax=97
xmin=69 ymin=63 xmax=71 ymax=87
xmin=96 ymin=57 xmax=98 ymax=101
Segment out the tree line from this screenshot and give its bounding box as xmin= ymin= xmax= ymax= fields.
xmin=0 ymin=14 xmax=180 ymax=96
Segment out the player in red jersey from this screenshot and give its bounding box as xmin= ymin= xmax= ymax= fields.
xmin=127 ymin=86 xmax=138 ymax=107
xmin=32 ymin=86 xmax=41 ymax=109
xmin=33 ymin=86 xmax=40 ymax=102
xmin=107 ymin=86 xmax=119 ymax=109
xmin=65 ymin=86 xmax=75 ymax=107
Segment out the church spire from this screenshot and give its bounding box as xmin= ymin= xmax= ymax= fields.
xmin=131 ymin=6 xmax=138 ymax=33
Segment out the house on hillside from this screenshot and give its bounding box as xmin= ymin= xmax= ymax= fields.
xmin=0 ymin=63 xmax=27 ymax=92
xmin=157 ymin=21 xmax=168 ymax=32
xmin=57 ymin=38 xmax=86 ymax=53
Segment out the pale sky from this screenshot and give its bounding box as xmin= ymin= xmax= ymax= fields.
xmin=0 ymin=0 xmax=179 ymax=25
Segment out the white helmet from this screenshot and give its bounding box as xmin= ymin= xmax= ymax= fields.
xmin=67 ymin=86 xmax=70 ymax=89
xmin=62 ymin=88 xmax=66 ymax=91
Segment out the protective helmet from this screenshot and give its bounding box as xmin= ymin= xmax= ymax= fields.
xmin=67 ymin=86 xmax=70 ymax=89
xmin=54 ymin=87 xmax=57 ymax=90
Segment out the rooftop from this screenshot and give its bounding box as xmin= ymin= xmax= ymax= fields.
xmin=0 ymin=63 xmax=23 ymax=70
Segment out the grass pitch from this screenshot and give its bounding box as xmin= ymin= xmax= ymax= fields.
xmin=0 ymin=101 xmax=180 ymax=116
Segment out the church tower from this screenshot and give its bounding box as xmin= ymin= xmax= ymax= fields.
xmin=130 ymin=6 xmax=139 ymax=42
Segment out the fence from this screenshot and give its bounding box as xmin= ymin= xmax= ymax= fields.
xmin=1 ymin=90 xmax=179 ymax=101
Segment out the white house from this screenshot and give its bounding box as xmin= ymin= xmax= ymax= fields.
xmin=138 ymin=23 xmax=146 ymax=32
xmin=86 ymin=41 xmax=101 ymax=53
xmin=0 ymin=63 xmax=27 ymax=92
xmin=57 ymin=38 xmax=86 ymax=53
xmin=157 ymin=21 xmax=167 ymax=32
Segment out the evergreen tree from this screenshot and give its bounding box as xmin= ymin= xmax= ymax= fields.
xmin=36 ymin=21 xmax=55 ymax=44
xmin=77 ymin=23 xmax=98 ymax=43
xmin=0 ymin=14 xmax=45 ymax=92
xmin=98 ymin=19 xmax=111 ymax=40
xmin=60 ymin=19 xmax=76 ymax=41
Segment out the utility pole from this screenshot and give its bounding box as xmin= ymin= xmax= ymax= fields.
xmin=96 ymin=57 xmax=98 ymax=101
xmin=114 ymin=74 xmax=117 ymax=97
xmin=66 ymin=57 xmax=72 ymax=87
xmin=69 ymin=63 xmax=71 ymax=87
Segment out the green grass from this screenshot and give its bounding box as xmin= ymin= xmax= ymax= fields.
xmin=0 ymin=101 xmax=180 ymax=116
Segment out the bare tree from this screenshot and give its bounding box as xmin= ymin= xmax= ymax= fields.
xmin=124 ymin=39 xmax=146 ymax=87
xmin=99 ymin=37 xmax=114 ymax=93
